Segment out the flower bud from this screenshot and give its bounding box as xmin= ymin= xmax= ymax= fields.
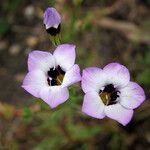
xmin=43 ymin=7 xmax=61 ymax=36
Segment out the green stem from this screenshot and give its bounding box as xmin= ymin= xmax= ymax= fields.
xmin=50 ymin=34 xmax=61 ymax=47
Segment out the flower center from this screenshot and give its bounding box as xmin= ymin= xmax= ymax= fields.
xmin=47 ymin=65 xmax=65 ymax=86
xmin=46 ymin=24 xmax=61 ymax=36
xmin=99 ymin=84 xmax=120 ymax=105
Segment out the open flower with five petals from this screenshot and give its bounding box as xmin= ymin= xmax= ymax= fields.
xmin=81 ymin=63 xmax=145 ymax=126
xmin=22 ymin=44 xmax=81 ymax=108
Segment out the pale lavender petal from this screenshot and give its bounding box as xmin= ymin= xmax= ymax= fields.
xmin=22 ymin=70 xmax=47 ymax=97
xmin=104 ymin=104 xmax=133 ymax=126
xmin=43 ymin=7 xmax=61 ymax=29
xmin=39 ymin=86 xmax=69 ymax=108
xmin=28 ymin=50 xmax=55 ymax=72
xmin=82 ymin=92 xmax=105 ymax=119
xmin=81 ymin=67 xmax=105 ymax=93
xmin=62 ymin=64 xmax=81 ymax=87
xmin=120 ymin=82 xmax=145 ymax=109
xmin=103 ymin=63 xmax=130 ymax=88
xmin=53 ymin=44 xmax=76 ymax=71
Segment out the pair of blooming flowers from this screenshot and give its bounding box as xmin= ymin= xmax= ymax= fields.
xmin=22 ymin=7 xmax=145 ymax=126
xmin=22 ymin=43 xmax=145 ymax=126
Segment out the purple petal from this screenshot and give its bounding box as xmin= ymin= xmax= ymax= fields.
xmin=120 ymin=82 xmax=145 ymax=109
xmin=22 ymin=70 xmax=47 ymax=97
xmin=103 ymin=63 xmax=130 ymax=88
xmin=28 ymin=50 xmax=55 ymax=72
xmin=39 ymin=86 xmax=69 ymax=108
xmin=82 ymin=92 xmax=105 ymax=119
xmin=43 ymin=7 xmax=61 ymax=29
xmin=62 ymin=64 xmax=81 ymax=87
xmin=104 ymin=104 xmax=133 ymax=126
xmin=53 ymin=44 xmax=76 ymax=71
xmin=81 ymin=67 xmax=105 ymax=93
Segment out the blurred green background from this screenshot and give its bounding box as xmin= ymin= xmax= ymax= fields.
xmin=0 ymin=0 xmax=150 ymax=149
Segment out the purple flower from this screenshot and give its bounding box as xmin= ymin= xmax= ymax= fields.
xmin=22 ymin=44 xmax=81 ymax=108
xmin=43 ymin=7 xmax=61 ymax=36
xmin=81 ymin=63 xmax=145 ymax=126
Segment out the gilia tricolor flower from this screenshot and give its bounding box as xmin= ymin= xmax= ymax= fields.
xmin=81 ymin=63 xmax=145 ymax=126
xmin=43 ymin=7 xmax=61 ymax=45
xmin=22 ymin=44 xmax=81 ymax=108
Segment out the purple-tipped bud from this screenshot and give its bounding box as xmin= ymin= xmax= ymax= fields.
xmin=43 ymin=7 xmax=61 ymax=36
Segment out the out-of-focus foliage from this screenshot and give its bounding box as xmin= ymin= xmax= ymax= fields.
xmin=0 ymin=0 xmax=23 ymax=36
xmin=0 ymin=0 xmax=150 ymax=150
xmin=137 ymin=50 xmax=150 ymax=86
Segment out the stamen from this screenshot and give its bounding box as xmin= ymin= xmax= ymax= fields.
xmin=47 ymin=65 xmax=65 ymax=86
xmin=99 ymin=84 xmax=120 ymax=106
xmin=57 ymin=76 xmax=62 ymax=84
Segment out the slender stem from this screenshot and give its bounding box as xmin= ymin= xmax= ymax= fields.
xmin=50 ymin=34 xmax=61 ymax=47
